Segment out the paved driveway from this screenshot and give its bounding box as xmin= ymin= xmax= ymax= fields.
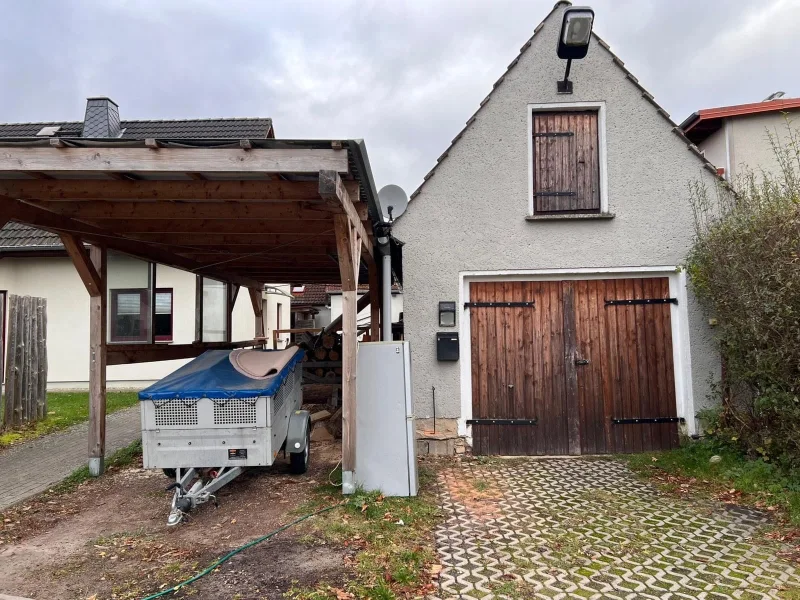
xmin=431 ymin=458 xmax=799 ymax=599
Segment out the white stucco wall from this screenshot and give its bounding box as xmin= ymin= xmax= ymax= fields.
xmin=699 ymin=126 xmax=727 ymax=178
xmin=0 ymin=256 xmax=266 ymax=389
xmin=729 ymin=111 xmax=798 ymax=180
xmin=264 ymin=285 xmax=291 ymax=348
xmin=392 ymin=4 xmax=721 ymax=425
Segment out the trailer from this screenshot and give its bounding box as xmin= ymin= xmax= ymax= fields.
xmin=139 ymin=347 xmax=309 ymax=525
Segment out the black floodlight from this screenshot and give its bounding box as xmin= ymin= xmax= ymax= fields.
xmin=556 ymin=6 xmax=594 ymax=93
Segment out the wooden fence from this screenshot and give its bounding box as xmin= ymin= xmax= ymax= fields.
xmin=2 ymin=295 xmax=48 ymax=429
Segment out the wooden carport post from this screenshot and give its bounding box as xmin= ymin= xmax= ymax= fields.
xmin=366 ymin=254 xmax=381 ymax=341
xmin=249 ymin=288 xmax=264 ymax=341
xmin=61 ymin=235 xmax=108 ymax=476
xmin=319 ymin=170 xmax=372 ymax=494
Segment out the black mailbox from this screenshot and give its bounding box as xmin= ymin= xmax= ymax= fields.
xmin=436 ymin=332 xmax=459 ymax=361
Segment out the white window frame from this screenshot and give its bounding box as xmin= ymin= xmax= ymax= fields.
xmin=457 ymin=266 xmax=696 ymax=445
xmin=527 ymin=101 xmax=609 ymax=215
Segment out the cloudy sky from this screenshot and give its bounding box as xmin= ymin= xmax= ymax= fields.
xmin=1 ymin=0 xmax=798 ymax=192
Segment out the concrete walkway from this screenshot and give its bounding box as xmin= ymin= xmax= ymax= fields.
xmin=431 ymin=458 xmax=800 ymax=599
xmin=0 ymin=406 xmax=141 ymax=511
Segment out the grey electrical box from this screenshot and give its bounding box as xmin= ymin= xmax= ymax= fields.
xmin=437 ymin=332 xmax=459 ymax=361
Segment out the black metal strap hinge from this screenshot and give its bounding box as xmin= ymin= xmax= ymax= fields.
xmin=612 ymin=417 xmax=684 ymax=425
xmin=605 ymin=298 xmax=678 ymax=307
xmin=533 ymin=131 xmax=574 ymax=137
xmin=467 ymin=418 xmax=538 ymax=426
xmin=533 ymin=191 xmax=576 ymax=197
xmin=464 ymin=301 xmax=535 ymax=308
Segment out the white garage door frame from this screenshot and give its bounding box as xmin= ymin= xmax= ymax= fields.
xmin=458 ymin=266 xmax=696 ymax=444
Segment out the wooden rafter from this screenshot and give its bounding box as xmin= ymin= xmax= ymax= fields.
xmin=25 ymin=200 xmax=368 ymax=221
xmin=59 ymin=234 xmax=102 ymax=297
xmin=2 ymin=196 xmax=264 ymax=289
xmin=0 ymin=179 xmax=360 ymax=201
xmin=0 ymin=147 xmax=348 ymax=174
xmin=84 ymin=219 xmax=337 ymax=235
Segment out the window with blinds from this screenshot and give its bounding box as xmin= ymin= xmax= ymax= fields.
xmin=154 ymin=289 xmax=173 ymax=342
xmin=110 ymin=289 xmax=149 ymax=342
xmin=532 ymin=111 xmax=601 ymax=213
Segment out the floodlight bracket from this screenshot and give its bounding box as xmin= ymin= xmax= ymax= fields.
xmin=557 ymin=59 xmax=574 ymax=94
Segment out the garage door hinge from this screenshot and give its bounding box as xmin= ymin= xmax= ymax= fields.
xmin=605 ymin=298 xmax=678 ymax=306
xmin=466 ymin=418 xmax=538 ymax=425
xmin=612 ymin=417 xmax=684 ymax=425
xmin=464 ymin=302 xmax=535 ymax=308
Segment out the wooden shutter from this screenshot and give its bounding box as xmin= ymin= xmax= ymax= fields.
xmin=532 ymin=111 xmax=600 ymax=213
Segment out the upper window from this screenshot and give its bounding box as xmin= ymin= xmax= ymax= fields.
xmin=531 ymin=110 xmax=601 ymax=214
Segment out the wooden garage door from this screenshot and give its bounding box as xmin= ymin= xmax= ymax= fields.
xmin=469 ymin=278 xmax=679 ymax=455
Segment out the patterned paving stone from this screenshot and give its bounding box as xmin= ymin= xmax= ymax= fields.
xmin=429 ymin=458 xmax=800 ymax=599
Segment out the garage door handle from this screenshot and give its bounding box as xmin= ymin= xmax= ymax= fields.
xmin=575 ymin=358 xmax=590 ymax=366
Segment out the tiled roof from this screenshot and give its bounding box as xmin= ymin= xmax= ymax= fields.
xmin=681 ymin=97 xmax=800 ymax=145
xmin=0 ymin=222 xmax=63 ymax=249
xmin=0 ymin=118 xmax=273 ymax=139
xmin=291 ymin=284 xmax=329 ymax=306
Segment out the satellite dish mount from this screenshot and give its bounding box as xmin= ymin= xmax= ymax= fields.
xmin=378 ymin=184 xmax=408 ymax=226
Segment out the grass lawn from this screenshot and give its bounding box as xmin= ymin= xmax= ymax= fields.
xmin=625 ymin=439 xmax=800 ymax=525
xmin=0 ymin=391 xmax=139 ymax=449
xmin=287 ymin=465 xmax=441 ymax=599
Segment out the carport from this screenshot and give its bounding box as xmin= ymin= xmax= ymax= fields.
xmin=0 ymin=137 xmax=385 ymax=489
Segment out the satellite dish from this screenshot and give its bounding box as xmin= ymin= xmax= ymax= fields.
xmin=377 ymin=184 xmax=408 ymax=223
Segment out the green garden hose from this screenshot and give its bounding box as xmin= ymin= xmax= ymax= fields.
xmin=140 ymin=504 xmax=340 ymax=599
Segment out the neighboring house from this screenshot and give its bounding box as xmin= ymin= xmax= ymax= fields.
xmin=393 ymin=1 xmax=721 ymax=456
xmin=0 ymin=97 xmax=290 ymax=390
xmin=290 ymin=283 xmax=403 ymax=332
xmin=681 ymin=94 xmax=800 ymax=181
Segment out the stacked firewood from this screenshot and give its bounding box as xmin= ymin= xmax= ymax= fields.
xmin=301 ymin=332 xmax=343 ymax=381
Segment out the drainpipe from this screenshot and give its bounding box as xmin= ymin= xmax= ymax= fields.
xmin=377 ymin=234 xmax=392 ymax=341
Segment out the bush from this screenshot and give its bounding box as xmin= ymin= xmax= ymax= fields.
xmin=686 ymin=118 xmax=800 ymax=470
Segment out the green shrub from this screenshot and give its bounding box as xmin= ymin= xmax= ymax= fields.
xmin=686 ymin=117 xmax=800 ymax=470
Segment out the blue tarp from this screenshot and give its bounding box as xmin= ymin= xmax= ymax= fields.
xmin=138 ymin=349 xmax=305 ymax=401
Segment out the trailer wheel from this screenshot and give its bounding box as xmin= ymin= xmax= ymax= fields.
xmin=162 ymin=468 xmax=177 ymax=479
xmin=289 ymin=428 xmax=310 ymax=475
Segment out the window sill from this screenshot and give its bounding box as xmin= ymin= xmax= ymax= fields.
xmin=525 ymin=212 xmax=615 ymax=222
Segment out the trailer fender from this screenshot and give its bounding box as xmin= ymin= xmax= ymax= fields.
xmin=287 ymin=410 xmax=311 ymax=453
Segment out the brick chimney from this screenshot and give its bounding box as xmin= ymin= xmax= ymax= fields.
xmin=81 ymin=97 xmax=121 ymax=138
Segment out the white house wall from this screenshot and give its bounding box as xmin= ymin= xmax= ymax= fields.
xmin=392 ymin=4 xmax=721 ymax=425
xmin=0 ymin=256 xmax=261 ymax=389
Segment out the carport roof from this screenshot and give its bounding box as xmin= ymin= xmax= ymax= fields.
xmin=0 ymin=137 xmax=381 ymax=288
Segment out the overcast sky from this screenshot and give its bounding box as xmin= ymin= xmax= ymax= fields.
xmin=1 ymin=0 xmax=798 ymax=193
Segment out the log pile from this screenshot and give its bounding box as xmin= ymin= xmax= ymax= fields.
xmin=300 ymin=332 xmax=343 ymax=383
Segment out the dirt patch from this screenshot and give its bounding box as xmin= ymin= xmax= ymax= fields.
xmin=181 ymin=535 xmax=351 ymax=599
xmin=0 ymin=441 xmax=345 ymax=600
xmin=440 ymin=463 xmax=503 ymax=521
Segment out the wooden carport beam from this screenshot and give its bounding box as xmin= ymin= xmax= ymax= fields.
xmin=59 ymin=234 xmax=102 ymax=297
xmin=319 ymin=170 xmax=373 ymax=259
xmin=0 ymin=179 xmax=360 ymax=202
xmin=0 ymin=147 xmax=348 ymax=174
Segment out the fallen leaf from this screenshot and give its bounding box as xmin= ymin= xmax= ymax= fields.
xmin=230 ymin=518 xmax=237 ymax=524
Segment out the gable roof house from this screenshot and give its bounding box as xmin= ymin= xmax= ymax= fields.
xmin=0 ymin=98 xmax=289 ymax=389
xmin=681 ymin=94 xmax=800 ymax=182
xmin=393 ymin=1 xmax=722 ymax=456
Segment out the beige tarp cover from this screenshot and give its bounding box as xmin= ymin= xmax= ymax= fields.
xmin=229 ymin=347 xmax=300 ymax=380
